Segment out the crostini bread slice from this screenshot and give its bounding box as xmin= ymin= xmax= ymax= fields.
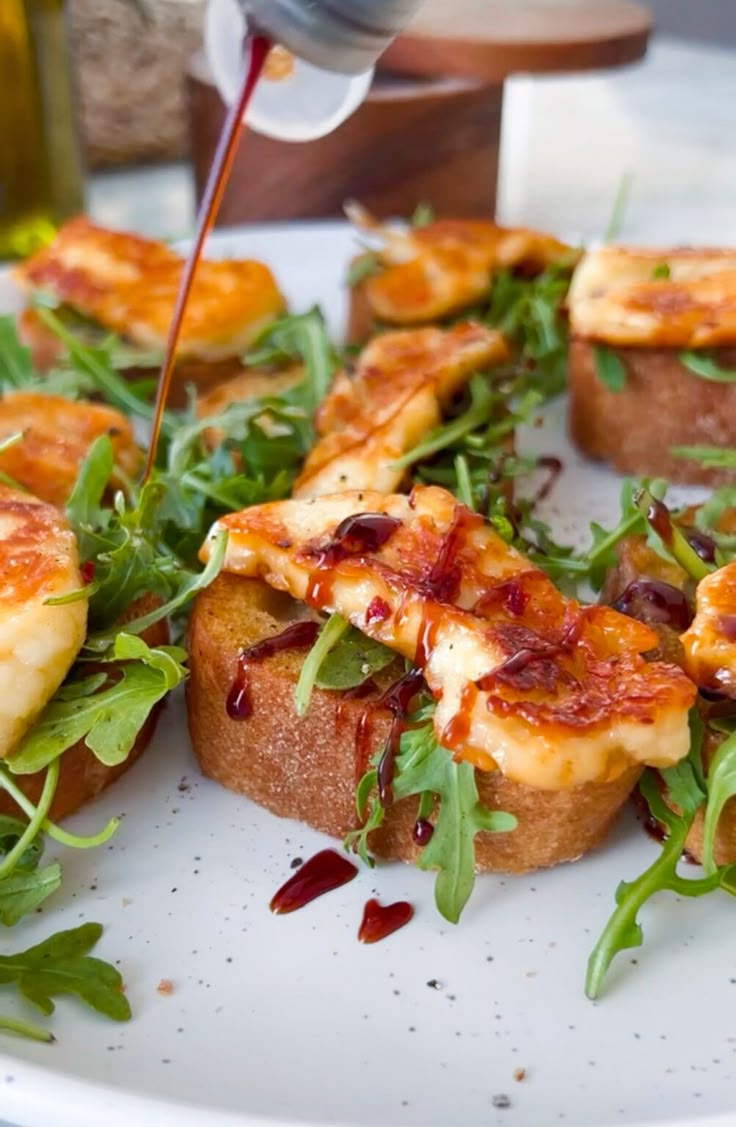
xmin=187 ymin=573 xmax=641 ymax=875
xmin=568 ymin=340 xmax=736 ymax=485
xmin=346 ymin=269 xmax=380 ymax=346
xmin=0 ymin=594 xmax=169 ymax=822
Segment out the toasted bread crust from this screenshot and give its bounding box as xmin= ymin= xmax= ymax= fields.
xmin=568 ymin=339 xmax=736 ymax=485
xmin=187 ymin=573 xmax=641 ymax=874
xmin=0 ymin=595 xmax=168 ymax=822
xmin=346 ymin=271 xmax=382 ymax=346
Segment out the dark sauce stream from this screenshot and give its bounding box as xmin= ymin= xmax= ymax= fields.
xmin=227 ymin=621 xmax=320 ymax=720
xmin=143 ymin=33 xmax=272 ymax=481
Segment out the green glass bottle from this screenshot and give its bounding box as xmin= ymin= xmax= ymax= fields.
xmin=0 ymin=0 xmax=84 ymax=260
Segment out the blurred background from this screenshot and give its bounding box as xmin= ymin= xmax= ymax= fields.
xmin=647 ymin=0 xmax=735 ymax=43
xmin=1 ymin=0 xmax=735 ymax=257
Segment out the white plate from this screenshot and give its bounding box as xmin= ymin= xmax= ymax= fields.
xmin=0 ymin=223 xmax=734 ymax=1127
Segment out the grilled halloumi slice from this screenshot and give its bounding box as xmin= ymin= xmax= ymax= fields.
xmin=0 ymin=392 xmax=140 ymax=507
xmin=293 ymin=323 xmax=508 ymax=498
xmin=202 ymin=484 xmax=695 ymax=791
xmin=0 ymin=486 xmax=87 ymax=756
xmin=682 ymin=561 xmax=736 ymax=695
xmin=14 ymin=218 xmax=285 ymax=361
xmin=347 ymin=204 xmax=577 ymax=325
xmin=568 ymin=246 xmax=736 ymax=349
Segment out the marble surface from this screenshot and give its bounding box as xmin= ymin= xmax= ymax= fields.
xmin=3 ymin=30 xmax=735 ymax=1127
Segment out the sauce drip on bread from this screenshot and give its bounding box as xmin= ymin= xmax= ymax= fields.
xmin=227 ymin=620 xmax=320 ymax=720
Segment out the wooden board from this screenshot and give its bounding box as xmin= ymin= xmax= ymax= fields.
xmin=381 ymin=0 xmax=651 ymax=81
xmin=187 ymin=57 xmax=504 ymax=222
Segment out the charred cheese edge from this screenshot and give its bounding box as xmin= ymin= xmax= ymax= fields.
xmin=350 ymin=212 xmax=578 ymax=325
xmin=14 ymin=217 xmax=286 ymax=360
xmin=202 ymin=484 xmax=695 ymax=791
xmin=682 ymin=561 xmax=736 ymax=695
xmin=293 ymin=323 xmax=508 ymax=498
xmin=568 ymin=246 xmax=736 ymax=349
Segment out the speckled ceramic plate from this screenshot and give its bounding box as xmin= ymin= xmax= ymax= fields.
xmin=0 ymin=224 xmax=734 ymax=1127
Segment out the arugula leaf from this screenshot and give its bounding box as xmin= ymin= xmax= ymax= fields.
xmin=679 ymin=350 xmax=736 ymax=383
xmin=634 ymin=486 xmax=714 ymax=581
xmin=0 ymin=922 xmax=130 ymax=1021
xmin=86 ymin=528 xmax=227 ymax=650
xmin=593 ymin=345 xmax=626 ymax=392
xmin=9 ymin=634 xmax=188 ymax=775
xmin=294 ymin=614 xmax=349 ymax=718
xmin=672 ymin=444 xmax=736 ymax=471
xmin=65 ymin=437 xmax=228 ymax=636
xmin=0 ymin=765 xmax=118 ymax=855
xmin=346 ymin=253 xmax=381 ymax=288
xmin=0 ymin=815 xmax=44 ymax=872
xmin=0 ymin=316 xmax=34 ymax=388
xmin=692 ymin=486 xmax=736 ymax=563
xmin=0 ymin=866 xmax=62 ymax=928
xmin=482 ymin=266 xmax=571 ymax=399
xmin=0 ymin=314 xmax=97 ymax=401
xmin=246 ymin=309 xmax=338 ymax=411
xmin=0 ymin=1014 xmax=55 ymax=1043
xmin=0 ymin=814 xmax=61 ymax=926
xmin=411 ymin=202 xmax=435 ymax=227
xmin=414 ymin=751 xmax=514 ymax=923
xmin=586 ymin=716 xmax=728 ymax=999
xmin=563 ymin=478 xmax=667 ymax=590
xmin=603 ymin=171 xmax=633 ymax=240
xmin=452 ymin=454 xmax=475 ymax=510
xmin=395 ymin=380 xmax=541 ymax=475
xmin=349 ymin=718 xmax=516 ymax=923
xmin=35 ymin=308 xmax=170 ymax=427
xmin=701 ymin=730 xmax=736 ymax=874
xmin=315 ymin=627 xmax=397 ymax=691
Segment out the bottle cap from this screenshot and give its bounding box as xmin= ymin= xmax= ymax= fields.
xmin=205 ymin=0 xmax=374 ymax=143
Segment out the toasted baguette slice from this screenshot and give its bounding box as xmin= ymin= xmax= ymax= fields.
xmin=568 ymin=339 xmax=736 ymax=485
xmin=187 ymin=573 xmax=641 ymax=875
xmin=0 ymin=595 xmax=168 ymax=822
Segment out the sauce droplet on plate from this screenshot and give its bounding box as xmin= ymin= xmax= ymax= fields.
xmin=270 ymin=849 xmax=358 ymax=914
xmin=358 ymin=898 xmax=414 ymax=944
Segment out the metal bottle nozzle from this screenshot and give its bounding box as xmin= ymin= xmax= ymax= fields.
xmin=242 ymin=0 xmax=423 ymax=75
